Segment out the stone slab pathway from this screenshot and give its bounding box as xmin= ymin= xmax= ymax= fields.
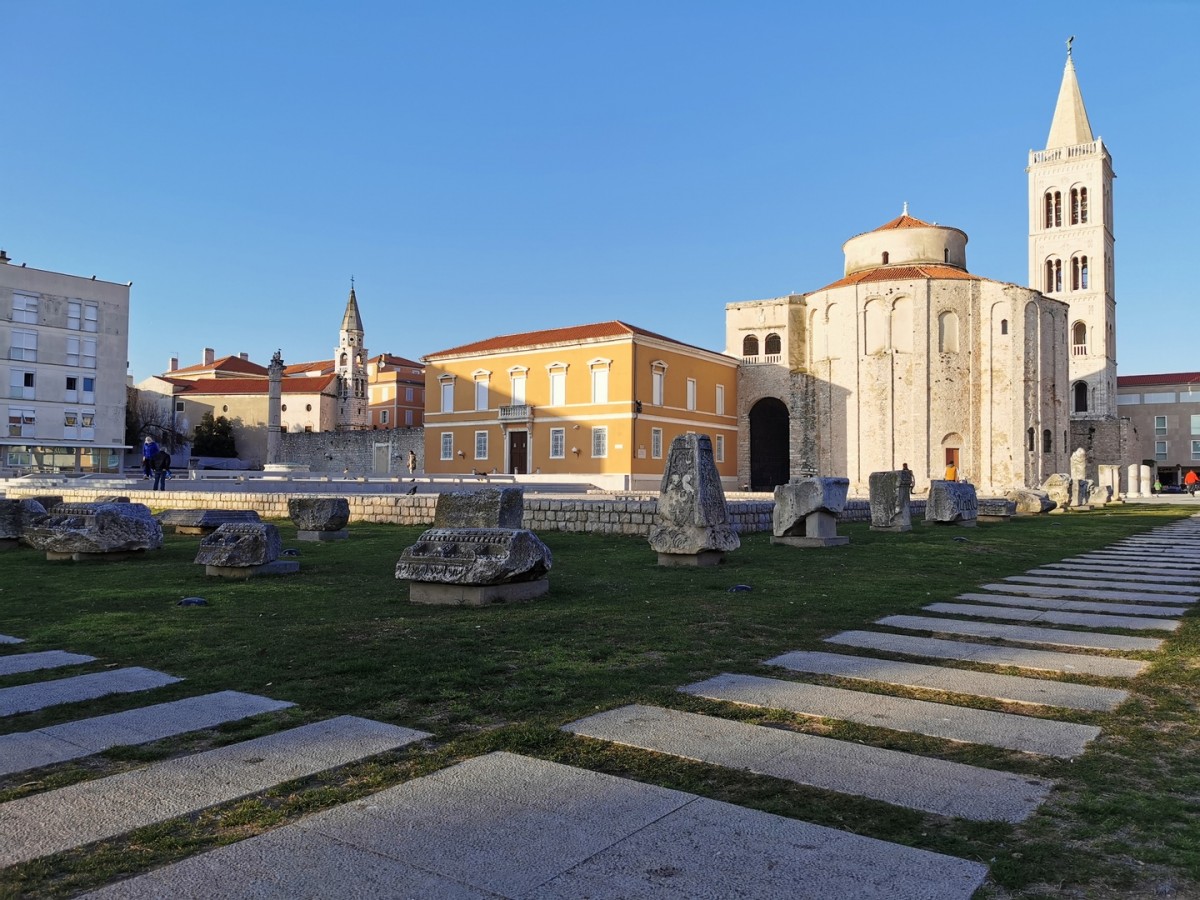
xmin=999 ymin=577 xmax=1199 ymax=600
xmin=0 ymin=650 xmax=95 ymax=677
xmin=766 ymin=650 xmax=1128 ymax=711
xmin=0 ymin=635 xmax=24 ymax=645
xmin=875 ymin=615 xmax=1164 ymax=652
xmin=563 ymin=705 xmax=1051 ymax=822
xmin=83 ymin=752 xmax=989 ymax=900
xmin=1073 ymin=553 xmax=1200 ymax=569
xmin=0 ymin=668 xmax=182 ymax=717
xmin=962 ymin=591 xmax=1188 ymax=617
xmin=826 ymin=631 xmax=1149 ymax=677
xmin=0 ymin=691 xmax=296 ymax=777
xmin=680 ymin=673 xmax=1099 ymax=757
xmin=1035 ymin=564 xmax=1200 ymax=585
xmin=0 ymin=716 xmax=429 ymax=867
xmin=922 ymin=602 xmax=1180 ymax=632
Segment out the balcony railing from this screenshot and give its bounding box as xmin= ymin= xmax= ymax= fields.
xmin=1071 ymin=344 xmax=1088 ymax=357
xmin=741 ymin=354 xmax=782 ymax=366
xmin=499 ymin=404 xmax=533 ymax=422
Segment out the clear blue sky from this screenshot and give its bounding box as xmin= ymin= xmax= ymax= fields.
xmin=4 ymin=1 xmax=1196 ymax=382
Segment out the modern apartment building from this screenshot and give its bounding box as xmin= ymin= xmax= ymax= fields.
xmin=1116 ymin=373 xmax=1198 ymax=486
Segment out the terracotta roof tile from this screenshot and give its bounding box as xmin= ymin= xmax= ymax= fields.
xmin=169 ymin=355 xmax=268 ymax=377
xmin=372 ymin=353 xmax=424 ymax=370
xmin=424 ymin=320 xmax=714 ymax=359
xmin=815 ymin=264 xmax=980 ymax=292
xmin=1118 ymin=373 xmax=1200 ymax=388
xmin=871 ymin=213 xmax=936 ymax=232
xmin=171 ymin=375 xmax=338 ymax=395
xmin=284 ymin=360 xmax=334 ymax=376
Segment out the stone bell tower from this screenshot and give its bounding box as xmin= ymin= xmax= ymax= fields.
xmin=335 ymin=280 xmax=370 ymax=430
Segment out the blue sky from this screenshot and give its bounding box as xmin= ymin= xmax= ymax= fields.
xmin=4 ymin=1 xmax=1197 ymax=382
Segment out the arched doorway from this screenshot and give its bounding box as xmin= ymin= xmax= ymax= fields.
xmin=749 ymin=397 xmax=789 ymax=491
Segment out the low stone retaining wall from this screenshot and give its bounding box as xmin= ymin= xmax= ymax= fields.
xmin=2 ymin=488 xmax=923 ymax=536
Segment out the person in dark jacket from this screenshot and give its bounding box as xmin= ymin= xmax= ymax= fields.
xmin=141 ymin=436 xmax=158 ymax=479
xmin=151 ymin=448 xmax=171 ymax=491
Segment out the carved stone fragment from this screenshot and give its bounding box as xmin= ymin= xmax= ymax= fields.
xmin=433 ymin=488 xmax=524 ymax=529
xmin=195 ymin=523 xmax=282 ymax=567
xmin=868 ymin=469 xmax=914 ymax=532
xmin=648 ymin=434 xmax=739 ymax=565
xmin=21 ymin=502 xmax=163 ymax=557
xmin=773 ymin=477 xmax=850 ymax=547
xmin=1005 ymin=488 xmax=1057 ymax=515
xmin=925 ymin=481 xmax=978 ymax=526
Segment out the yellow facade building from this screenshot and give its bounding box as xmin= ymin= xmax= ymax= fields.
xmin=422 ymin=321 xmax=739 ymax=490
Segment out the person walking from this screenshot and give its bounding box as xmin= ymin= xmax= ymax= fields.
xmin=1185 ymin=470 xmax=1198 ymax=496
xmin=150 ymin=448 xmax=172 ymax=491
xmin=407 ymin=450 xmax=417 ymax=475
xmin=141 ymin=436 xmax=158 ymax=479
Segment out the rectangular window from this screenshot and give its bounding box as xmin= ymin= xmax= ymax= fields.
xmin=380 ymin=410 xmax=389 ymax=425
xmin=10 ymin=370 xmax=34 ymax=400
xmin=715 ymin=434 xmax=725 ymax=462
xmin=1155 ymin=415 xmax=1168 ymax=437
xmin=67 ymin=300 xmax=82 ymax=330
xmin=686 ymin=378 xmax=696 ymax=411
xmin=549 ymin=427 xmax=565 ymax=459
xmin=715 ymin=384 xmax=725 ymax=416
xmin=651 ymin=428 xmax=663 ymax=459
xmin=67 ymin=337 xmax=80 ymax=366
xmin=1193 ymin=441 xmax=1200 ymax=461
xmin=7 ymin=406 xmax=35 ymax=438
xmin=81 ymin=411 xmax=95 ymax=439
xmin=405 ymin=409 xmax=413 ymax=426
xmin=175 ymin=400 xmax=185 ymax=413
xmin=11 ymin=294 xmax=37 ymax=324
xmin=440 ymin=432 xmax=454 ymax=460
xmin=405 ymin=387 xmax=414 ymax=402
xmin=475 ymin=379 xmax=489 ymax=411
xmin=440 ymin=381 xmax=454 ymax=413
xmin=591 ymin=368 xmax=608 ymax=404
xmin=82 ymin=338 xmax=97 ymax=369
xmin=549 ymin=370 xmax=565 ymax=406
xmin=1145 ymin=392 xmax=1176 ymax=404
xmin=1155 ymin=440 xmax=1168 ymax=461
xmin=1116 ymin=394 xmax=1140 ymax=406
xmin=474 ymin=430 xmax=489 ymax=459
xmin=10 ymin=329 xmax=36 ymax=362
xmin=64 ymin=411 xmax=79 ymax=427
xmin=83 ymin=304 xmax=98 ymax=332
xmin=82 ymin=377 xmax=95 ymax=403
xmin=591 ymin=426 xmax=608 ymax=458
xmin=511 ymin=375 xmax=526 ymax=406
xmin=64 ymin=375 xmax=78 ymax=402
xmin=652 ymin=370 xmax=664 ymax=406
xmin=1191 ymin=415 xmax=1200 ymax=436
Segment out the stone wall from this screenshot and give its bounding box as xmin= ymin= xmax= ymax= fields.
xmin=278 ymin=429 xmax=424 ymax=475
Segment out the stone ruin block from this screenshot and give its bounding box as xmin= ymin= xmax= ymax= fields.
xmin=396 ymin=488 xmax=552 ymax=606
xmin=433 ymin=487 xmax=524 ymax=529
xmin=159 ymin=509 xmax=262 ymax=535
xmin=1005 ymin=488 xmax=1056 ymax=515
xmin=1041 ymin=474 xmax=1091 ymax=513
xmin=1098 ymin=464 xmax=1123 ymax=504
xmin=648 ymin=434 xmax=739 ymax=566
xmin=21 ymin=502 xmax=163 ymax=560
xmin=288 ymin=497 xmax=351 ymax=541
xmin=977 ymin=498 xmax=1017 ymax=522
xmin=772 ymin=477 xmax=850 ymax=547
xmin=0 ymin=498 xmax=47 ymax=548
xmin=925 ymin=481 xmax=978 ymax=527
xmin=868 ymin=469 xmax=914 ymax=532
xmin=196 ymin=522 xmax=296 ymax=579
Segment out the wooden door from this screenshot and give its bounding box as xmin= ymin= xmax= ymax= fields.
xmin=509 ymin=431 xmax=528 ymax=475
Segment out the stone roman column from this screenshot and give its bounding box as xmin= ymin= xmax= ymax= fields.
xmin=266 ymin=350 xmax=284 ymax=465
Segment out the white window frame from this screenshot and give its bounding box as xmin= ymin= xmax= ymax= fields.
xmin=592 ymin=426 xmax=608 ymax=458
xmin=83 ymin=303 xmax=98 ymax=333
xmin=81 ymin=376 xmax=95 ymax=403
xmin=380 ymin=409 xmax=390 ymax=425
xmin=686 ymin=378 xmax=696 ymax=411
xmin=474 ymin=430 xmax=488 ymax=460
xmin=440 ymin=432 xmax=454 ymax=460
xmin=475 ymin=377 xmax=489 ymax=412
xmin=405 ymin=387 xmax=414 ymax=402
xmin=591 ymin=367 xmax=609 ymax=404
xmin=64 ymin=375 xmax=79 ymax=402
xmin=7 ymin=406 xmax=35 ymax=438
xmin=548 ymin=365 xmax=567 ymax=407
xmin=66 ymin=337 xmax=80 ymax=366
xmin=651 ymin=428 xmax=663 ymax=459
xmin=1192 ymin=440 xmax=1200 ymax=461
xmin=405 ymin=409 xmax=413 ymax=426
xmin=715 ymin=384 xmax=725 ymax=416
xmin=10 ymin=329 xmax=37 ymax=362
xmin=1155 ymin=440 xmax=1168 ymax=461
xmin=549 ymin=427 xmax=565 ymax=459
xmin=1155 ymin=415 xmax=1168 ymax=437
xmin=11 ymin=293 xmax=37 ymax=324
xmin=715 ymin=434 xmax=725 ymax=462
xmin=10 ymin=369 xmax=34 ymax=401
xmin=81 ymin=410 xmax=95 ymax=439
xmin=82 ymin=338 xmax=97 ymax=369
xmin=651 ymin=361 xmax=667 ymax=406
xmin=439 ymin=377 xmax=455 ymax=413
xmin=67 ymin=300 xmax=82 ymax=330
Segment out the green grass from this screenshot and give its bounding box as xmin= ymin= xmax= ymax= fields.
xmin=1 ymin=506 xmax=1199 ymax=898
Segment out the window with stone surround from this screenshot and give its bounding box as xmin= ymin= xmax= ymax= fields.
xmin=1156 ymin=440 xmax=1168 ymax=461
xmin=715 ymin=434 xmax=725 ymax=462
xmin=651 ymin=428 xmax=662 ymax=459
xmin=549 ymin=428 xmax=565 ymax=459
xmin=440 ymin=431 xmax=453 ymax=460
xmin=591 ymin=426 xmax=607 ymax=458
xmin=474 ymin=430 xmax=488 ymax=460
xmin=742 ymin=334 xmax=759 ymax=357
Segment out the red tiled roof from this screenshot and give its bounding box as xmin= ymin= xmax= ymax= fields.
xmin=372 ymin=353 xmax=424 ymax=370
xmin=870 ymin=213 xmax=936 ymax=232
xmin=169 ymin=375 xmax=338 ymax=395
xmin=816 ymin=265 xmax=980 ymax=292
xmin=169 ymin=355 xmax=268 ymax=377
xmin=1118 ymin=373 xmax=1200 ymax=388
xmin=424 ymin=320 xmax=716 ymax=359
xmin=284 ymin=360 xmax=333 ymax=375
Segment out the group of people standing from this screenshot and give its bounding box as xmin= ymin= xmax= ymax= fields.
xmin=141 ymin=437 xmax=172 ymax=491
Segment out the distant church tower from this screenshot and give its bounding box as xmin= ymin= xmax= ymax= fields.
xmin=335 ymin=281 xmax=370 ymax=430
xmin=1027 ymin=38 xmax=1117 ymax=418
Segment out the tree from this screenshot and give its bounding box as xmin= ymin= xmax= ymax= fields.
xmin=191 ymin=412 xmax=237 ymax=458
xmin=125 ymin=387 xmax=187 ymax=451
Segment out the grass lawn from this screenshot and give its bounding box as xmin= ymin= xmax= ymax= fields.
xmin=1 ymin=504 xmax=1198 ymax=898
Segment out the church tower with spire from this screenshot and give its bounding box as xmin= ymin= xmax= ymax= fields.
xmin=334 ymin=281 xmax=370 ymax=430
xmin=1027 ymin=38 xmax=1117 ymax=419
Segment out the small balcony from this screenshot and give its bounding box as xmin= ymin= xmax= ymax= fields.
xmin=499 ymin=404 xmax=533 ymax=422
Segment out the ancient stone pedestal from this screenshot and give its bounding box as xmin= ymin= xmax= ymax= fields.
xmin=159 ymin=509 xmax=262 ymax=535
xmin=977 ymin=498 xmax=1017 ymax=522
xmin=772 ymin=477 xmax=850 ymax=547
xmin=289 ymin=497 xmax=350 ymax=542
xmin=1140 ymin=464 xmax=1153 ymax=498
xmin=1098 ymin=464 xmax=1123 ymax=503
xmin=868 ymin=470 xmax=913 ymax=532
xmin=22 ymin=503 xmax=163 ymax=560
xmin=1005 ymin=488 xmax=1056 ymax=515
xmin=648 ymin=434 xmax=739 ymax=565
xmin=196 ymin=523 xmax=297 ymax=578
xmin=1041 ymin=474 xmax=1074 ymax=514
xmin=396 ymin=489 xmax=552 ymax=605
xmin=925 ymin=481 xmax=978 ymax=526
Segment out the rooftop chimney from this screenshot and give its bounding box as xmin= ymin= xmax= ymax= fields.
xmin=203 ymin=347 xmax=215 ymax=366
xmin=239 ymin=352 xmax=249 ymax=361
xmin=0 ymin=250 xmax=10 ymax=264
xmin=169 ymin=356 xmax=179 ymax=372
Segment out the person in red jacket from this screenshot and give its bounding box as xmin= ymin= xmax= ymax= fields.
xmin=1185 ymin=470 xmax=1198 ymax=496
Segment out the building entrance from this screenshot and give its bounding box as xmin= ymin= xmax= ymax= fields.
xmin=749 ymin=397 xmax=789 ymax=491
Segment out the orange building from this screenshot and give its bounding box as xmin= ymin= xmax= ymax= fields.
xmin=367 ymin=353 xmax=425 ymax=429
xmin=422 ymin=321 xmax=738 ymax=490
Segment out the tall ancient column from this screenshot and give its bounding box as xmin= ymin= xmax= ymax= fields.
xmin=266 ymin=349 xmax=284 ymax=465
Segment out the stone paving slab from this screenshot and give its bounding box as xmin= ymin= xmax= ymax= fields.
xmin=923 ymin=602 xmax=1181 ymax=633
xmin=0 ymin=634 xmax=25 ymax=644
xmin=85 ymin=752 xmax=989 ymax=900
xmin=0 ymin=716 xmax=429 ymax=867
xmin=0 ymin=650 xmax=96 ymax=677
xmin=826 ymin=631 xmax=1149 ymax=678
xmin=0 ymin=691 xmax=296 ymax=777
xmin=961 ymin=591 xmax=1189 ymax=617
xmin=876 ymin=615 xmax=1164 ymax=652
xmin=1074 ymin=552 xmax=1200 ymax=569
xmin=1039 ymin=563 xmax=1200 ymax=584
xmin=1006 ymin=575 xmax=1200 ymax=598
xmin=766 ymin=650 xmax=1128 ymax=710
xmin=680 ymin=673 xmax=1099 ymax=758
xmin=0 ymin=668 xmax=181 ymax=717
xmin=564 ymin=705 xmax=1051 ymax=822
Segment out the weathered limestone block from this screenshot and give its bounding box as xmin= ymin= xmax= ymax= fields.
xmin=396 ymin=528 xmax=552 ymax=586
xmin=31 ymin=495 xmax=64 ymax=512
xmin=21 ymin=503 xmax=163 ymax=558
xmin=196 ymin=523 xmax=282 ymax=567
xmin=925 ymin=481 xmax=978 ymax=526
xmin=0 ymin=499 xmax=47 ymax=546
xmin=1005 ymin=488 xmax=1056 ymax=515
xmin=433 ymin=488 xmax=523 ymax=529
xmin=648 ymin=434 xmax=739 ymax=566
xmin=772 ymin=477 xmax=850 ymax=547
xmin=1098 ymin=464 xmax=1123 ymax=503
xmin=1041 ymin=474 xmax=1074 ymax=512
xmin=289 ymin=497 xmax=351 ymax=541
xmin=869 ymin=469 xmax=913 ymax=532
xmin=159 ymin=509 xmax=262 ymax=534
xmin=977 ymin=498 xmax=1017 ymax=522
xmin=1073 ymin=479 xmax=1094 ymax=511
xmin=1070 ymin=447 xmax=1089 ymax=482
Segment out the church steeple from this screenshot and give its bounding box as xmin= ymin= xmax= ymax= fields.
xmin=1045 ymin=37 xmax=1094 ymax=150
xmin=341 ymin=281 xmax=364 ymax=335
xmin=334 ymin=278 xmax=370 ymax=431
